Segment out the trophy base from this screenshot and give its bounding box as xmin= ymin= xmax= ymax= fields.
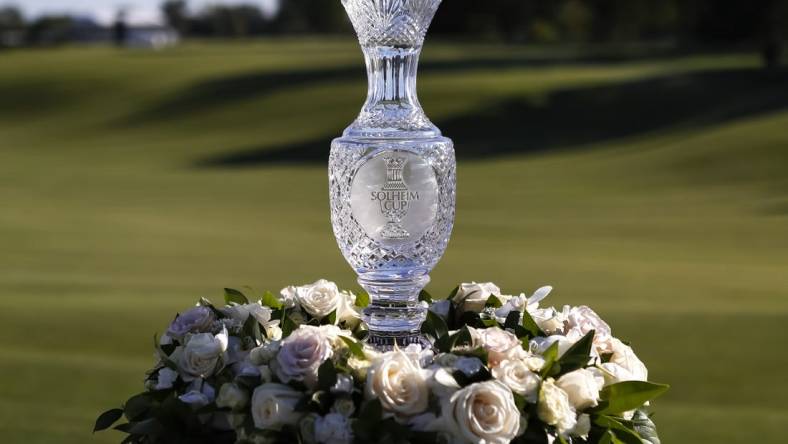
xmin=358 ymin=273 xmax=430 ymax=351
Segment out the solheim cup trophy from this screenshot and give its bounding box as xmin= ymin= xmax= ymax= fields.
xmin=330 ymin=0 xmax=455 ymax=349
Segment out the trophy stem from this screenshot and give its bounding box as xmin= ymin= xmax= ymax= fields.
xmin=358 ymin=272 xmax=430 ymax=348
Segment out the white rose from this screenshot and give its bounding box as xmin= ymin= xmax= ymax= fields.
xmin=428 ymin=367 xmax=461 ymax=398
xmin=222 ymin=303 xmax=274 ymax=327
xmin=275 ymin=326 xmax=333 ymax=388
xmin=570 ymin=414 xmax=591 ymax=439
xmin=266 ymin=325 xmax=283 ymax=341
xmin=492 ymin=359 xmax=541 ymax=402
xmin=478 ymin=327 xmax=522 ymax=367
xmin=216 ymin=383 xmax=249 ymax=411
xmin=178 ymin=328 xmax=228 ymax=380
xmin=366 ymin=349 xmax=429 ymax=416
xmin=555 ymin=368 xmax=605 ymax=410
xmin=154 ymin=367 xmax=178 ymax=390
xmin=600 ymin=338 xmax=648 ymax=383
xmin=314 ymin=413 xmax=353 ymax=444
xmin=251 ymin=383 xmax=303 ymax=430
xmin=530 ymin=307 xmax=566 ymax=335
xmin=279 ymin=286 xmax=299 ymax=309
xmin=452 ymin=282 xmax=502 ymax=312
xmin=445 ymin=380 xmax=521 ymax=444
xmin=537 ymin=378 xmax=577 ymax=436
xmin=179 ymin=380 xmax=215 ymax=409
xmin=530 ymin=335 xmax=576 ymax=359
xmin=495 ymin=286 xmax=553 ymax=321
xmin=565 ymin=306 xmax=614 ymax=354
xmin=249 ymin=340 xmax=281 ymax=365
xmin=294 ymin=280 xmax=345 ymax=320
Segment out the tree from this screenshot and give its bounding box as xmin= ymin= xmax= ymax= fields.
xmin=162 ymin=0 xmax=189 ymax=34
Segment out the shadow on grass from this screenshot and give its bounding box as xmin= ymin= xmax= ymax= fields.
xmin=195 ymin=67 xmax=788 ymax=167
xmin=126 ymin=50 xmax=695 ymax=125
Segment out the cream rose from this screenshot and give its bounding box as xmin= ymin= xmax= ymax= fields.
xmin=565 ymin=305 xmax=614 ymax=354
xmin=216 ymin=383 xmax=249 ymax=411
xmin=222 ymin=302 xmax=274 ymax=327
xmin=291 ymin=280 xmax=359 ymax=325
xmin=537 ymin=378 xmax=577 ymax=436
xmin=366 ymin=349 xmax=429 ymax=416
xmin=314 ymin=413 xmax=353 ymax=444
xmin=445 ymin=380 xmax=521 ymax=444
xmin=555 ymin=368 xmax=605 ymax=410
xmin=452 ymin=282 xmax=502 ymax=312
xmin=251 ymin=383 xmax=303 ymax=430
xmin=478 ymin=327 xmax=523 ymax=367
xmin=275 ymin=325 xmax=333 ymax=388
xmin=178 ymin=328 xmax=228 ymax=380
xmin=492 ymin=359 xmax=541 ymax=402
xmin=600 ymin=338 xmax=648 ymax=383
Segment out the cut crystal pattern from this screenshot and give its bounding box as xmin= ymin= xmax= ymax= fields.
xmin=331 ymin=0 xmax=454 ymax=349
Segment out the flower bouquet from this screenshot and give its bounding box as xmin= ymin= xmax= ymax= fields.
xmin=95 ymin=280 xmax=668 ymax=444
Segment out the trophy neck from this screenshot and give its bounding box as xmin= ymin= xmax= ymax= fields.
xmin=343 ymin=45 xmax=440 ymax=140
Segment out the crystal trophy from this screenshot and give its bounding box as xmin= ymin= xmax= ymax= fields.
xmin=330 ymin=0 xmax=455 ymax=348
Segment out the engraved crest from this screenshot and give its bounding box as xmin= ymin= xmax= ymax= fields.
xmin=369 ymin=156 xmax=419 ymax=239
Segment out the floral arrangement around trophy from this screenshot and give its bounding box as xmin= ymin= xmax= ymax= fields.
xmin=95 ymin=280 xmax=668 ymax=444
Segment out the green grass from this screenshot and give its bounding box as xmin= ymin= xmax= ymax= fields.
xmin=0 ymin=39 xmax=787 ymax=443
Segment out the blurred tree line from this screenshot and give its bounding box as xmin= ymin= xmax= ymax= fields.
xmin=1 ymin=0 xmax=786 ymax=64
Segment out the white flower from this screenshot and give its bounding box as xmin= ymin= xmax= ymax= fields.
xmin=452 ymin=282 xmax=502 ymax=312
xmin=291 ymin=280 xmax=360 ymax=324
xmin=599 ymin=338 xmax=648 ymax=383
xmin=249 ymin=341 xmax=281 ymax=365
xmin=216 ymin=383 xmax=249 ymax=411
xmin=530 ymin=335 xmax=576 ymax=359
xmin=275 ymin=325 xmax=334 ymax=389
xmin=179 ymin=381 xmax=215 ymax=409
xmin=331 ymin=398 xmax=356 ymax=417
xmin=178 ymin=328 xmax=228 ymax=380
xmin=154 ymin=367 xmax=178 ymax=390
xmin=565 ymin=306 xmax=614 ymax=354
xmin=366 ymin=348 xmax=429 ymax=416
xmin=495 ymin=286 xmax=553 ymax=320
xmin=477 ymin=326 xmax=522 ymax=367
xmin=491 ymin=359 xmax=541 ymax=402
xmin=445 ymin=380 xmax=521 ymax=444
xmin=314 ymin=413 xmax=353 ymax=444
xmin=279 ymin=286 xmax=299 ymax=309
xmin=251 ymin=383 xmax=303 ymax=430
xmin=222 ymin=302 xmax=274 ymax=328
xmin=555 ymin=368 xmax=605 ymax=410
xmin=299 ymin=414 xmax=319 ymax=444
xmin=570 ymin=414 xmax=592 ymax=439
xmin=537 ymin=378 xmax=577 ymax=436
xmin=266 ymin=325 xmax=283 ymax=341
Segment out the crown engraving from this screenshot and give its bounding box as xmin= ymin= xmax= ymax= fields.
xmin=369 ymin=155 xmax=420 ymax=240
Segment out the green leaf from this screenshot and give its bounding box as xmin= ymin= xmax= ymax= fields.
xmin=599 ymin=430 xmax=626 ymax=444
xmin=123 ymin=393 xmax=151 ymax=421
xmin=424 ymin=310 xmax=449 ymax=339
xmin=260 ymin=291 xmax=283 ymax=309
xmin=632 ymin=410 xmax=662 ymax=444
xmin=242 ymin=313 xmax=264 ymax=342
xmin=355 ymin=291 xmax=370 ymax=309
xmin=539 ymin=341 xmax=561 ymax=377
xmin=125 ymin=418 xmax=163 ymax=436
xmin=447 ymin=285 xmax=460 ymax=301
xmin=325 ymin=309 xmax=337 ymax=325
xmin=453 ymin=326 xmax=474 ymax=349
xmin=94 ymin=408 xmax=124 ymax=432
xmin=556 ymin=330 xmax=595 ymax=374
xmin=418 ymin=289 xmax=434 ymax=303
xmin=598 ymin=381 xmax=670 ymax=415
xmin=317 ymin=360 xmax=338 ymax=391
xmin=281 ymin=313 xmax=298 ymax=336
xmin=485 ymin=295 xmax=503 ymax=308
xmin=521 ymin=309 xmax=545 ymax=338
xmin=504 ymin=310 xmax=521 ymax=331
xmin=594 ymin=416 xmax=645 ymax=444
xmin=339 ymin=336 xmax=366 ymax=359
xmin=224 ymin=288 xmax=249 ymax=306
